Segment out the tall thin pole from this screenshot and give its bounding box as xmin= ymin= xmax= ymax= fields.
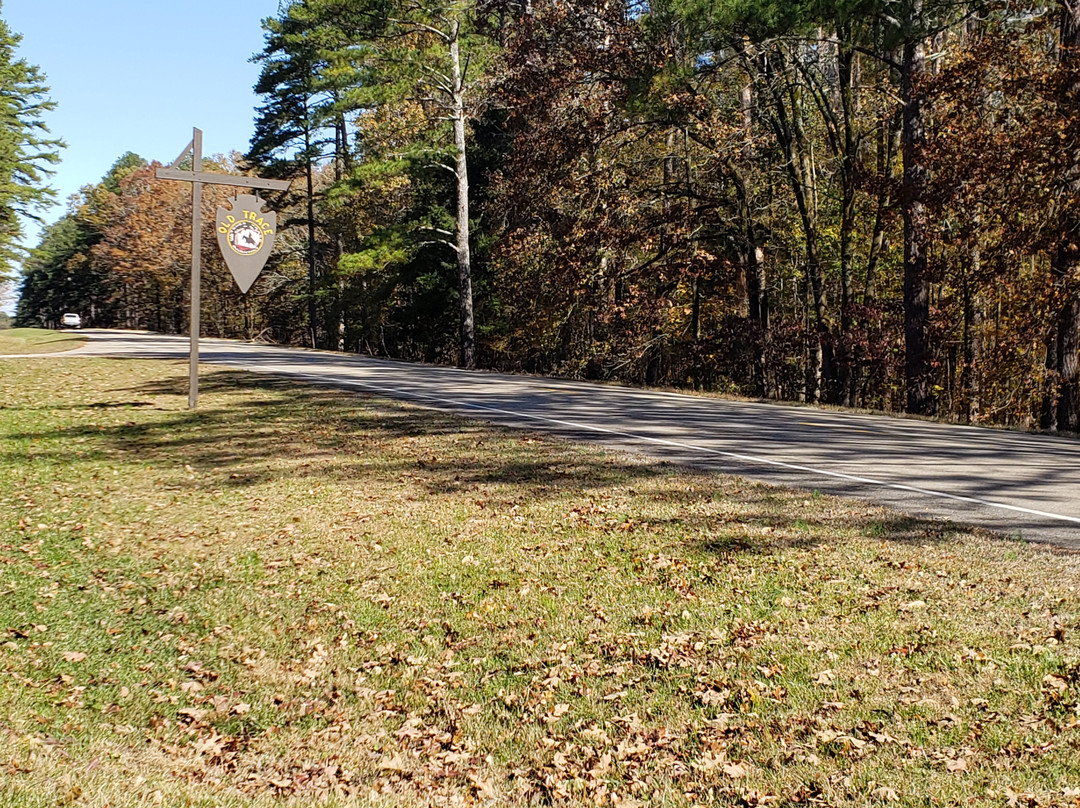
xmin=190 ymin=127 xmax=203 ymax=410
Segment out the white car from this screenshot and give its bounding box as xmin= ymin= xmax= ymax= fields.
xmin=60 ymin=313 xmax=81 ymax=329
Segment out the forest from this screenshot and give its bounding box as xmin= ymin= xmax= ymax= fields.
xmin=14 ymin=0 xmax=1080 ymax=432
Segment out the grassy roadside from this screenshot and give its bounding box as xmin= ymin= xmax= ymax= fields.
xmin=1 ymin=357 xmax=1078 ymax=808
xmin=0 ymin=328 xmax=85 ymax=355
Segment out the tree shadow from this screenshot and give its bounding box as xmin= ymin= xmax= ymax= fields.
xmin=3 ymin=368 xmax=1012 ymax=556
xmin=685 ymin=512 xmax=972 ymax=557
xmin=4 ymin=371 xmax=643 ymax=496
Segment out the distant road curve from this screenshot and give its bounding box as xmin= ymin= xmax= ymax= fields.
xmin=50 ymin=329 xmax=1080 ymax=549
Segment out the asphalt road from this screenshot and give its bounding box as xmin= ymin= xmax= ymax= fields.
xmin=44 ymin=329 xmax=1080 ymax=548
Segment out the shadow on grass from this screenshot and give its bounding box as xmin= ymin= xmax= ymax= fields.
xmin=2 ymin=402 xmax=158 ymax=410
xmin=3 ymin=368 xmax=976 ymax=555
xmin=687 ymin=512 xmax=965 ymax=555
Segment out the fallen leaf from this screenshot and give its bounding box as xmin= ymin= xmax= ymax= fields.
xmin=723 ymin=761 xmax=748 ymax=778
xmin=378 ymin=754 xmax=408 ymax=773
xmin=1043 ymin=673 xmax=1068 ymax=694
xmin=872 ymin=785 xmax=899 ymax=802
xmin=543 ymin=703 xmax=571 ymax=723
xmin=177 ymin=708 xmax=207 ymax=724
xmin=945 ymin=757 xmax=968 ymax=772
xmin=468 ymin=771 xmax=497 ymax=799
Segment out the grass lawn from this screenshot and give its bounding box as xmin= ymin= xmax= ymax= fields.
xmin=1 ymin=357 xmax=1078 ymax=808
xmin=0 ymin=328 xmax=85 ymax=355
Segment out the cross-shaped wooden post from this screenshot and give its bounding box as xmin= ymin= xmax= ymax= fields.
xmin=156 ymin=128 xmax=291 ymax=409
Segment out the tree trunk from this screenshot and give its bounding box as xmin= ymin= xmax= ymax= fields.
xmin=1053 ymin=3 xmax=1080 ymax=431
xmin=962 ymin=262 xmax=982 ymax=424
xmin=304 ymin=103 xmax=318 ymax=350
xmin=338 ymin=276 xmax=347 ymax=352
xmin=1052 ymin=245 xmax=1080 ymax=431
xmin=450 ymin=27 xmax=476 ymax=370
xmin=1057 ymin=294 xmax=1079 ymax=431
xmin=769 ymin=48 xmax=828 ymax=402
xmin=729 ymin=157 xmax=769 ymax=397
xmin=865 ymin=107 xmax=902 ymax=304
xmin=735 ymin=56 xmax=770 ymax=397
xmin=334 ymin=111 xmax=349 ymax=352
xmin=691 ymin=275 xmax=701 ymax=342
xmin=902 ymin=8 xmax=933 ymax=416
xmin=1042 ymin=324 xmax=1059 ymax=431
xmin=838 ymin=37 xmax=858 ymax=406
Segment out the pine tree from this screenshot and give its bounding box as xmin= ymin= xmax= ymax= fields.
xmin=261 ymin=0 xmax=501 ymax=368
xmin=248 ymin=2 xmax=361 ymax=349
xmin=0 ymin=3 xmax=62 ymax=282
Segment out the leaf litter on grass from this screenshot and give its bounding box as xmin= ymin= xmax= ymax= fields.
xmin=0 ymin=357 xmax=1079 ymax=807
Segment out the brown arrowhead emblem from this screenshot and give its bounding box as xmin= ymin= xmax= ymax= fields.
xmin=216 ymin=194 xmax=276 ymax=294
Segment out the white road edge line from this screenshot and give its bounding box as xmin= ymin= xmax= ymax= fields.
xmin=274 ymin=367 xmax=1080 ymax=527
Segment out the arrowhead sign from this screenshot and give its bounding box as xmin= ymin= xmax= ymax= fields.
xmin=215 ymin=194 xmax=276 ymax=293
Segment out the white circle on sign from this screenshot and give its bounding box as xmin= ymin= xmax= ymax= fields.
xmin=228 ymin=221 xmax=264 ymax=255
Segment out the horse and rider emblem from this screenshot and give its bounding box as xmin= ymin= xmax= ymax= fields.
xmin=215 ymin=194 xmax=276 ymax=293
xmin=226 ymin=220 xmax=264 ymax=255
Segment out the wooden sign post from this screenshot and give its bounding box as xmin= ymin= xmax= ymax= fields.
xmin=156 ymin=128 xmax=290 ymax=409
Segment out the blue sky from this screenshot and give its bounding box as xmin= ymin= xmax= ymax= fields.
xmin=3 ymin=0 xmax=281 ymax=309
